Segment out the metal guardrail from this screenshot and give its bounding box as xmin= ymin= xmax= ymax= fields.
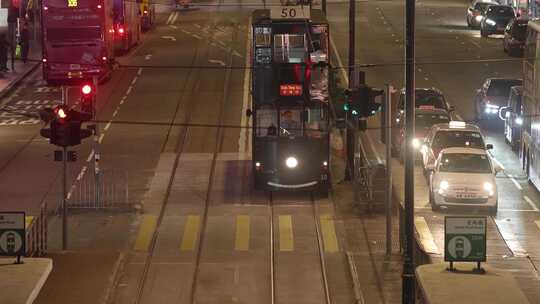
xmin=67 ymin=170 xmax=131 ymax=209
xmin=25 ymin=202 xmax=47 ymax=257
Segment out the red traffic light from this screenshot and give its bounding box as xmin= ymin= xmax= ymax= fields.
xmin=81 ymin=84 xmax=92 ymax=95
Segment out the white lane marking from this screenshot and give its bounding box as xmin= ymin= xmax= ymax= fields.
xmin=104 ymin=121 xmax=112 ymax=131
xmin=145 ymin=54 xmax=152 ymax=60
xmin=232 ymin=50 xmax=243 ymax=58
xmin=131 ymin=77 xmax=138 ymax=85
xmin=499 ymin=209 xmax=540 ymax=212
xmin=494 ymin=219 xmax=528 ymax=257
xmin=414 ymin=216 xmax=439 ymax=254
xmin=112 ymin=109 xmax=119 ymax=117
xmin=166 ymin=12 xmax=174 ymax=25
xmin=137 ymin=68 xmax=142 ymax=75
xmin=87 ymin=150 xmax=95 ymax=163
xmin=120 ymin=99 xmax=125 ymax=105
xmin=535 ymin=220 xmax=540 ymax=230
xmin=239 ymin=17 xmax=251 ymax=154
xmin=524 ymin=195 xmax=538 ymax=211
xmin=169 ymin=25 xmax=178 ymax=29
xmin=455 ymin=114 xmax=463 ymax=120
xmin=192 ymin=34 xmax=203 ymax=40
xmin=98 ymin=133 xmax=105 ymax=144
xmin=161 ymin=36 xmax=177 ymax=42
xmin=194 ymin=24 xmax=201 ymax=28
xmin=126 ymin=86 xmax=133 ymax=95
xmin=508 ymin=174 xmax=523 ymax=190
xmin=76 ymin=166 xmax=87 ymax=181
xmin=171 ymin=11 xmax=179 ymax=24
xmin=208 ymin=59 xmax=226 ymax=66
xmin=469 ymin=39 xmax=481 ymax=49
xmin=181 ymin=29 xmax=192 ymax=35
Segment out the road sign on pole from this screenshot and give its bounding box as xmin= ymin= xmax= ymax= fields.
xmin=0 ymin=212 xmax=25 ymax=263
xmin=445 ymin=216 xmax=487 ymax=271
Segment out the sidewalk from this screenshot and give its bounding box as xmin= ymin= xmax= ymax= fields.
xmin=0 ymin=45 xmax=41 ymax=103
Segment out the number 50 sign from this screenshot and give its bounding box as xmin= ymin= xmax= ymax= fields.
xmin=270 ymin=6 xmax=311 ymax=19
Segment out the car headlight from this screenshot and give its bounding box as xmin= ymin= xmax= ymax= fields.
xmin=485 ymin=18 xmax=496 ymax=26
xmin=483 ymin=182 xmax=494 ymax=196
xmin=515 ymin=117 xmax=523 ymax=125
xmin=286 ymin=156 xmax=298 ymax=168
xmin=438 ymin=180 xmax=449 ymax=195
xmin=485 ymin=104 xmax=499 ymax=114
xmin=475 ymin=15 xmax=483 ymax=22
xmin=412 ymin=138 xmax=420 ymax=149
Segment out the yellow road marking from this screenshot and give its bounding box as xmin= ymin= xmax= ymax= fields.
xmin=320 ymin=214 xmax=339 ymax=253
xmin=235 ymin=215 xmax=250 ymax=251
xmin=414 ymin=216 xmax=439 ymax=254
xmin=180 ymin=215 xmax=200 ymax=251
xmin=535 ymin=221 xmax=540 ymax=231
xmin=279 ymin=215 xmax=294 ymax=251
xmin=134 ymin=215 xmax=157 ymax=252
xmin=25 ymin=216 xmax=34 ymax=230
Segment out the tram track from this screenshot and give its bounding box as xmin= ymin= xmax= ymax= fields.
xmin=132 ymin=5 xmax=240 ymax=303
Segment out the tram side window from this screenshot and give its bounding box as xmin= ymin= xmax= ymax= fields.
xmin=280 ymin=109 xmax=302 ymax=136
xmin=256 ymin=107 xmax=277 ymax=137
xmin=274 ymin=34 xmax=306 ymax=63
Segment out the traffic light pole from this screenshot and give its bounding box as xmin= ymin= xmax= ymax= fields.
xmin=93 ymin=76 xmax=101 ymax=208
xmin=61 ymin=86 xmax=68 ymax=251
xmin=344 ymin=0 xmax=355 ymax=181
xmin=402 ymin=0 xmax=416 ymax=301
xmin=385 ymin=84 xmax=392 ymax=256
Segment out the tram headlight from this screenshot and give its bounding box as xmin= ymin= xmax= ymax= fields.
xmin=515 ymin=117 xmax=523 ymax=125
xmin=286 ymin=157 xmax=298 ymax=169
xmin=412 ymin=138 xmax=420 ymax=149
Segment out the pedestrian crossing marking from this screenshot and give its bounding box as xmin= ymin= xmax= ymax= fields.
xmin=234 ymin=215 xmax=250 ymax=251
xmin=414 ymin=216 xmax=439 ymax=254
xmin=279 ymin=215 xmax=294 ymax=251
xmin=534 ymin=221 xmax=540 ymax=231
xmin=320 ymin=214 xmax=339 ymax=253
xmin=180 ymin=215 xmax=200 ymax=251
xmin=134 ymin=215 xmax=158 ymax=252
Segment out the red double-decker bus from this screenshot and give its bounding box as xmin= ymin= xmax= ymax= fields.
xmin=41 ymin=0 xmax=115 ymax=84
xmin=113 ymin=0 xmax=140 ymax=54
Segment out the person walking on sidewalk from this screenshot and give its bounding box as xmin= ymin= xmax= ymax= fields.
xmin=0 ymin=33 xmax=10 ymax=72
xmin=20 ymin=20 xmax=30 ymax=64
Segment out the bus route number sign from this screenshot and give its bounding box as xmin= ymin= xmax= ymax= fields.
xmin=270 ymin=6 xmax=310 ymax=19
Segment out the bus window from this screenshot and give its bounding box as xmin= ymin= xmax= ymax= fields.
xmin=256 ymin=106 xmax=277 ymax=137
xmin=274 ymin=34 xmax=306 ymax=63
xmin=280 ymin=108 xmax=302 ymax=136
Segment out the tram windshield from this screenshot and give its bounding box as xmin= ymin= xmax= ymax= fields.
xmin=255 ymin=105 xmax=328 ymax=138
xmin=274 ymin=34 xmax=306 ymax=63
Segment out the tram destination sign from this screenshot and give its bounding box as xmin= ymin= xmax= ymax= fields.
xmin=0 ymin=212 xmax=25 ymax=257
xmin=270 ymin=5 xmax=310 ymax=19
xmin=444 ymin=216 xmax=486 ymax=262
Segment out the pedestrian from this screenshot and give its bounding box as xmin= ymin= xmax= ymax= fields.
xmin=0 ymin=33 xmax=10 ymax=72
xmin=20 ymin=20 xmax=30 ymax=64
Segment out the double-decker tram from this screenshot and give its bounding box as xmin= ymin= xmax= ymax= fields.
xmin=250 ymin=7 xmax=330 ymax=191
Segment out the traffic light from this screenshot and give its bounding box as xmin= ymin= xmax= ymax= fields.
xmin=80 ymin=83 xmax=95 ymax=116
xmin=344 ymin=85 xmax=383 ymax=117
xmin=39 ymin=106 xmax=93 ymax=147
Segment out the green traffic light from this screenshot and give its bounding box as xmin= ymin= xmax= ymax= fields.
xmin=352 ymin=110 xmax=358 ymax=115
xmin=343 ymin=103 xmax=350 ymax=111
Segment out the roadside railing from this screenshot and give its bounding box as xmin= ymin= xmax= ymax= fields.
xmin=67 ymin=169 xmax=132 ymax=210
xmin=25 ymin=202 xmax=47 ymax=257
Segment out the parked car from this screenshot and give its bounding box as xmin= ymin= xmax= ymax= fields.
xmin=500 ymin=86 xmax=523 ymax=150
xmin=474 ymin=77 xmax=523 ymax=121
xmin=467 ymin=0 xmax=496 ymax=28
xmin=503 ymin=18 xmax=528 ymax=56
xmin=480 ymin=5 xmax=515 ymax=37
xmin=420 ymin=121 xmax=493 ymax=174
xmin=397 ymin=88 xmax=454 ymax=116
xmin=426 ymin=147 xmax=501 ymax=214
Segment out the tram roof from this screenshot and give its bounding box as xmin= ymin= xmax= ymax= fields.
xmin=252 ymin=8 xmax=328 ymax=25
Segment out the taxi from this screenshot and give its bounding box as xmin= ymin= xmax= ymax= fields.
xmin=420 ymin=121 xmax=493 ymax=173
xmin=426 ymin=147 xmax=501 ymax=214
xmin=392 ymin=106 xmax=450 ymax=161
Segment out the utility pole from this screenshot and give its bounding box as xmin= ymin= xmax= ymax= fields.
xmin=92 ymin=76 xmax=101 ymax=208
xmin=344 ymin=0 xmax=356 ymax=181
xmin=402 ymin=0 xmax=416 ymax=301
xmin=322 ymin=0 xmax=326 ymax=15
xmin=385 ymin=84 xmax=393 ymax=256
xmin=61 ymin=86 xmax=68 ymax=251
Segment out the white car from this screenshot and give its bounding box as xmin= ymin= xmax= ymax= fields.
xmin=426 ymin=147 xmax=501 ymax=214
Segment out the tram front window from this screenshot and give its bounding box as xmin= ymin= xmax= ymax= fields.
xmin=274 ymin=34 xmax=306 ymax=63
xmin=280 ymin=109 xmax=302 ymax=136
xmin=256 ymin=106 xmax=278 ymax=137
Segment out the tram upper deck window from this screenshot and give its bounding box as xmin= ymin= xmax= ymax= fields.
xmin=274 ymin=34 xmax=306 ymax=63
xmin=254 ymin=27 xmax=271 ymax=46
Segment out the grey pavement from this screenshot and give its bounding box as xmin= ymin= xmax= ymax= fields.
xmin=0 ymin=258 xmax=52 ymax=304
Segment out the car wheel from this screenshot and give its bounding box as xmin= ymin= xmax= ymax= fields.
xmin=430 ymin=192 xmax=440 ymax=212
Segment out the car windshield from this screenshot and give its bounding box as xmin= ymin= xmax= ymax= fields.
xmin=486 ymin=6 xmax=514 ymax=17
xmin=416 ymin=91 xmax=446 ymax=109
xmin=416 ymin=113 xmax=450 ymax=130
xmin=487 ymin=79 xmax=523 ymax=96
xmin=432 ymin=131 xmax=485 ymax=150
xmin=439 ymin=153 xmax=492 ymax=174
xmin=474 ymin=2 xmax=492 ymax=10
